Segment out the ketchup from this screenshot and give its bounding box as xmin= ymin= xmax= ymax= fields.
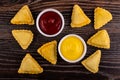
xmin=39 ymin=11 xmax=62 ymax=35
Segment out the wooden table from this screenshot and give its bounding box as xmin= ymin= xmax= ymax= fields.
xmin=0 ymin=0 xmax=120 ymax=80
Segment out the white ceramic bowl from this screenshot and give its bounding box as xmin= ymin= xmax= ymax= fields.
xmin=58 ymin=34 xmax=87 ymax=63
xmin=36 ymin=8 xmax=64 ymax=37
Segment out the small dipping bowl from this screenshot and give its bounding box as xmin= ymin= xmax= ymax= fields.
xmin=58 ymin=34 xmax=87 ymax=63
xmin=36 ymin=8 xmax=64 ymax=37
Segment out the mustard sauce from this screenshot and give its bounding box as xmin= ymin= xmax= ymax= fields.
xmin=60 ymin=36 xmax=84 ymax=61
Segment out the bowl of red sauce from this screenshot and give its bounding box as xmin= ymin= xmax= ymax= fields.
xmin=36 ymin=8 xmax=64 ymax=37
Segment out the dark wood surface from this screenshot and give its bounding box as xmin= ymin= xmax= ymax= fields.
xmin=0 ymin=0 xmax=120 ymax=80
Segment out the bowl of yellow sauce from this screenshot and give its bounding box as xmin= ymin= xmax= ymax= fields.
xmin=58 ymin=34 xmax=87 ymax=63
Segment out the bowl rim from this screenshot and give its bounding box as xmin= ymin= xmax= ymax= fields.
xmin=36 ymin=8 xmax=64 ymax=37
xmin=58 ymin=34 xmax=87 ymax=63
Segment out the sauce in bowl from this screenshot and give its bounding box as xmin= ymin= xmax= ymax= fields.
xmin=58 ymin=34 xmax=87 ymax=63
xmin=39 ymin=11 xmax=62 ymax=35
xmin=36 ymin=9 xmax=64 ymax=37
xmin=60 ymin=36 xmax=84 ymax=61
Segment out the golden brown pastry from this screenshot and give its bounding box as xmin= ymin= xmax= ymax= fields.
xmin=71 ymin=4 xmax=91 ymax=28
xmin=12 ymin=30 xmax=33 ymax=50
xmin=87 ymin=30 xmax=110 ymax=49
xmin=94 ymin=7 xmax=112 ymax=29
xmin=37 ymin=40 xmax=57 ymax=64
xmin=11 ymin=5 xmax=34 ymax=25
xmin=18 ymin=53 xmax=43 ymax=74
xmin=81 ymin=50 xmax=101 ymax=73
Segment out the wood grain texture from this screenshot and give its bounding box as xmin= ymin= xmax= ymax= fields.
xmin=0 ymin=0 xmax=120 ymax=80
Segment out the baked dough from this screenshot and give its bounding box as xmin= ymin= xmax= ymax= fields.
xmin=94 ymin=7 xmax=112 ymax=29
xmin=12 ymin=30 xmax=33 ymax=50
xmin=81 ymin=50 xmax=101 ymax=73
xmin=18 ymin=53 xmax=43 ymax=74
xmin=71 ymin=4 xmax=91 ymax=28
xmin=37 ymin=40 xmax=57 ymax=64
xmin=87 ymin=30 xmax=110 ymax=49
xmin=11 ymin=5 xmax=34 ymax=25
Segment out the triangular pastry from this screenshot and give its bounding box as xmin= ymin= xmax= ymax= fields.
xmin=12 ymin=30 xmax=33 ymax=50
xmin=81 ymin=50 xmax=101 ymax=73
xmin=71 ymin=4 xmax=91 ymax=28
xmin=87 ymin=30 xmax=110 ymax=49
xmin=94 ymin=7 xmax=112 ymax=29
xmin=11 ymin=5 xmax=34 ymax=25
xmin=37 ymin=40 xmax=57 ymax=64
xmin=18 ymin=53 xmax=43 ymax=74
